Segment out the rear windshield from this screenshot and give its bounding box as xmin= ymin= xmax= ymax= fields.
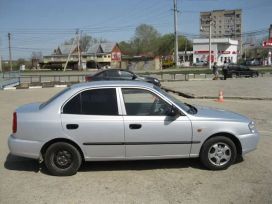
xmin=40 ymin=87 xmax=70 ymax=109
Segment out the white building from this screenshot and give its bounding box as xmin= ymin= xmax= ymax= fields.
xmin=193 ymin=38 xmax=238 ymax=66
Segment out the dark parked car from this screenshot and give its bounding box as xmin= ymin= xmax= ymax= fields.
xmin=85 ymin=69 xmax=161 ymax=86
xmin=226 ymin=64 xmax=259 ymax=78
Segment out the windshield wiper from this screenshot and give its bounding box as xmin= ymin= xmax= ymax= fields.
xmin=185 ymin=103 xmax=197 ymax=114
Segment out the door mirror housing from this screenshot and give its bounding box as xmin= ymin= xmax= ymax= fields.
xmin=166 ymin=105 xmax=180 ymax=117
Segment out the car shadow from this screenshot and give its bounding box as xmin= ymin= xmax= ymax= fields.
xmin=4 ymin=154 xmax=40 ymax=173
xmin=79 ymin=158 xmax=205 ymax=172
xmin=4 ymin=153 xmax=244 ymax=175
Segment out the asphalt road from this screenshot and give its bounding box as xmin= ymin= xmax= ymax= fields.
xmin=162 ymin=77 xmax=272 ymax=99
xmin=0 ymin=82 xmax=271 ymax=204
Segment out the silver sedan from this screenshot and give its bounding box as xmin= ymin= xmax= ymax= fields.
xmin=8 ymin=81 xmax=259 ymax=176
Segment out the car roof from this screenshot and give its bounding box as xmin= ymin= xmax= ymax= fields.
xmin=89 ymin=68 xmax=134 ymax=77
xmin=70 ymin=80 xmax=154 ymax=90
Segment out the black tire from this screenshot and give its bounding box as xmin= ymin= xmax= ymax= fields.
xmin=252 ymin=73 xmax=258 ymax=78
xmin=231 ymin=73 xmax=238 ymax=78
xmin=200 ymin=136 xmax=237 ymax=170
xmin=44 ymin=142 xmax=82 ymax=176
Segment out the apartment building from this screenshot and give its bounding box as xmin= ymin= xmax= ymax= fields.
xmin=200 ymin=9 xmax=242 ymax=51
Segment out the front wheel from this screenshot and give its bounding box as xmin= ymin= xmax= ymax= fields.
xmin=231 ymin=73 xmax=238 ymax=78
xmin=200 ymin=136 xmax=237 ymax=170
xmin=44 ymin=142 xmax=82 ymax=176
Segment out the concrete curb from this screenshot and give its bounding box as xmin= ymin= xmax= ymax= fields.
xmin=54 ymin=85 xmax=68 ymax=88
xmin=29 ymin=86 xmax=43 ymax=89
xmin=3 ymin=87 xmax=16 ymax=90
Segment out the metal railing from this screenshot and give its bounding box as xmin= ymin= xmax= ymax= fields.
xmin=0 ymin=71 xmax=21 ymax=89
xmin=1 ymin=71 xmax=272 ymax=88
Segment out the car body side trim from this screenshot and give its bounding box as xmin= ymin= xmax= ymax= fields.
xmin=83 ymin=141 xmax=201 ymax=145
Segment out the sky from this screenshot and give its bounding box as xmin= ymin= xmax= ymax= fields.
xmin=0 ymin=0 xmax=271 ymax=60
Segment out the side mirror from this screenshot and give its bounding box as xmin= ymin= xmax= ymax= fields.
xmin=166 ymin=105 xmax=180 ymax=117
xmin=132 ymin=75 xmax=137 ymax=80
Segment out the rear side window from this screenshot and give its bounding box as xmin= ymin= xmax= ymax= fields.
xmin=105 ymin=70 xmax=119 ymax=77
xmin=63 ymin=88 xmax=118 ymax=115
xmin=95 ymin=71 xmax=105 ymax=79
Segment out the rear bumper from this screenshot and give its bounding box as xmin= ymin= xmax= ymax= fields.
xmin=8 ymin=135 xmax=43 ymax=159
xmin=238 ymin=132 xmax=260 ymax=155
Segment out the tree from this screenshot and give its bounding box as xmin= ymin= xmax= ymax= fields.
xmin=31 ymin=51 xmax=43 ymax=61
xmin=156 ymin=34 xmax=192 ymax=56
xmin=119 ymin=41 xmax=134 ymax=55
xmin=118 ymin=24 xmax=192 ymax=57
xmin=132 ymin=24 xmax=160 ymax=55
xmin=64 ymin=34 xmax=108 ymax=52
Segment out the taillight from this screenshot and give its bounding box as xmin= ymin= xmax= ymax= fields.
xmin=12 ymin=112 xmax=17 ymax=133
xmin=85 ymin=76 xmax=92 ymax=81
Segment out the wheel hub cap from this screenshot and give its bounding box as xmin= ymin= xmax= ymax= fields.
xmin=54 ymin=150 xmax=72 ymax=169
xmin=208 ymin=142 xmax=231 ymax=166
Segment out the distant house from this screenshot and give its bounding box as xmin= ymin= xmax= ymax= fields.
xmin=42 ymin=44 xmax=81 ymax=70
xmin=41 ymin=42 xmax=121 ymax=70
xmin=85 ymin=42 xmax=122 ymax=68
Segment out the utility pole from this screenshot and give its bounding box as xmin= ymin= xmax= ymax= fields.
xmin=209 ymin=17 xmax=212 ymax=70
xmin=77 ymin=30 xmax=82 ymax=70
xmin=8 ymin=33 xmax=12 ymax=71
xmin=269 ymin=24 xmax=272 ymax=38
xmin=185 ymin=38 xmax=187 ymax=62
xmin=0 ymin=37 xmax=2 ymax=72
xmin=63 ymin=30 xmax=78 ymax=72
xmin=268 ymin=25 xmax=272 ymax=66
xmin=173 ymin=0 xmax=179 ymax=67
xmin=0 ymin=46 xmax=2 ymax=72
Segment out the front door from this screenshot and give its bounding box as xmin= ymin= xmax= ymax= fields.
xmin=121 ymin=88 xmax=192 ymax=158
xmin=61 ymin=88 xmax=125 ymax=159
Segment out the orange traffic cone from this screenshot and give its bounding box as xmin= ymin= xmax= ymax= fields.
xmin=216 ymin=90 xmax=224 ymax=102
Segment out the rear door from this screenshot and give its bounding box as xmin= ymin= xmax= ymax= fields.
xmin=120 ymin=88 xmax=192 ymax=158
xmin=61 ymin=88 xmax=125 ymax=159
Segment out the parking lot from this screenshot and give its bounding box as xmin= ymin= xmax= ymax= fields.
xmin=0 ymin=78 xmax=272 ymax=204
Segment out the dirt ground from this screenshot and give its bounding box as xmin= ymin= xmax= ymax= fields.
xmin=0 ymin=82 xmax=271 ymax=204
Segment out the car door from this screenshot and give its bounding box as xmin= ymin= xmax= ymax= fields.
xmin=61 ymin=88 xmax=125 ymax=159
xmin=120 ymin=87 xmax=193 ymax=158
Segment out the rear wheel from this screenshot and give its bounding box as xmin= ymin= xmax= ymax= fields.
xmin=44 ymin=142 xmax=82 ymax=176
xmin=252 ymin=73 xmax=258 ymax=78
xmin=200 ymin=136 xmax=237 ymax=170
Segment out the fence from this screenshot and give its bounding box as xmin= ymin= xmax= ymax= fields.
xmin=0 ymin=71 xmax=21 ymax=89
xmin=1 ymin=71 xmax=272 ymax=88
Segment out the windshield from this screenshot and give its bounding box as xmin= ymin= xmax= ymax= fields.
xmin=154 ymin=86 xmax=196 ymax=114
xmin=40 ymin=87 xmax=70 ymax=109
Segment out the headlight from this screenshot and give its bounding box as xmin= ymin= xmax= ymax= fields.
xmin=248 ymin=121 xmax=256 ymax=133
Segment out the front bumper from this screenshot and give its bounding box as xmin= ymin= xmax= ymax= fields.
xmin=238 ymin=132 xmax=260 ymax=155
xmin=8 ymin=135 xmax=43 ymax=159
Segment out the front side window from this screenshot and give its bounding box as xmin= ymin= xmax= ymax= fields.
xmin=122 ymin=88 xmax=170 ymax=116
xmin=63 ymin=88 xmax=118 ymax=115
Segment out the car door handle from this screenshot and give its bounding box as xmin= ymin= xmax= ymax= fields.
xmin=66 ymin=124 xmax=79 ymax=130
xmin=129 ymin=124 xmax=142 ymax=129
